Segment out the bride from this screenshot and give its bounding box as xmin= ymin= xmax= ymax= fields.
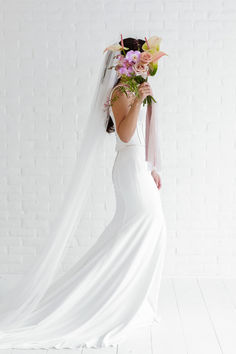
xmin=0 ymin=36 xmax=167 ymax=349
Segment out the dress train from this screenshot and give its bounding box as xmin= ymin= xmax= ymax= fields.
xmin=0 ymin=85 xmax=167 ymax=348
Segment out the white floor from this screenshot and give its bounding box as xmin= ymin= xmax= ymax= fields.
xmin=1 ymin=278 xmax=236 ymax=354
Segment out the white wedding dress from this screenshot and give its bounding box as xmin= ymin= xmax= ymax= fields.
xmin=0 ymin=86 xmax=167 ymax=349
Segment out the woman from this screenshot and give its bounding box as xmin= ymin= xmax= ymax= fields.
xmin=104 ymin=37 xmax=167 ymax=338
xmin=107 ymin=37 xmax=162 ymax=189
xmin=0 ymin=37 xmax=167 ymax=349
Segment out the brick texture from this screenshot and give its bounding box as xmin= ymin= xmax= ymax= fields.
xmin=0 ymin=0 xmax=236 ymax=279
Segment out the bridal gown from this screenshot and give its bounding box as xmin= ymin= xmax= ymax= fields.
xmin=0 ymin=86 xmax=167 ymax=349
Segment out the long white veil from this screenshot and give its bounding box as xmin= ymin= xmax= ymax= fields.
xmin=0 ymin=44 xmax=119 ymax=331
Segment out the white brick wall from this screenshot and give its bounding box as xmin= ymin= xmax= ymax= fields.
xmin=0 ymin=0 xmax=236 ymax=279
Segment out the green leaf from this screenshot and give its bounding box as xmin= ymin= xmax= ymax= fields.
xmin=134 ymin=75 xmax=145 ymax=84
xmin=149 ymin=62 xmax=158 ymax=76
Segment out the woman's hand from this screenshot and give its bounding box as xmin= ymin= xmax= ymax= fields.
xmin=135 ymin=82 xmax=153 ymax=103
xmin=151 ymin=170 xmax=161 ymax=189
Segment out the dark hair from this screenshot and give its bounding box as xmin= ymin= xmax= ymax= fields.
xmin=106 ymin=37 xmax=145 ymax=133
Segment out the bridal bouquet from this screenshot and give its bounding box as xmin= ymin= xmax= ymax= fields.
xmin=103 ymin=34 xmax=167 ymax=109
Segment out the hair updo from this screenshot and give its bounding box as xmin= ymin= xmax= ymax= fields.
xmin=106 ymin=37 xmax=145 ymax=134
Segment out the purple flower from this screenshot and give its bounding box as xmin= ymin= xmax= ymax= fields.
xmin=125 ymin=50 xmax=141 ymax=63
xmin=127 ymin=65 xmax=135 ymax=76
xmin=117 ymin=57 xmax=135 ymax=77
xmin=118 ymin=66 xmax=130 ymax=76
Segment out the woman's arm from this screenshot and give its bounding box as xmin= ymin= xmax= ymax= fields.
xmin=111 ymin=82 xmax=152 ymax=143
xmin=111 ymin=90 xmax=142 ymax=143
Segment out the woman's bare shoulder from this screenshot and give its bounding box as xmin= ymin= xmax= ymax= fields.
xmin=111 ymin=85 xmax=135 ymax=105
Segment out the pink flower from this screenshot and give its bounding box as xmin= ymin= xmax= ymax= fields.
xmin=132 ymin=62 xmax=149 ymax=78
xmin=139 ymin=51 xmax=153 ymax=65
xmin=151 ymin=50 xmax=167 ymax=63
